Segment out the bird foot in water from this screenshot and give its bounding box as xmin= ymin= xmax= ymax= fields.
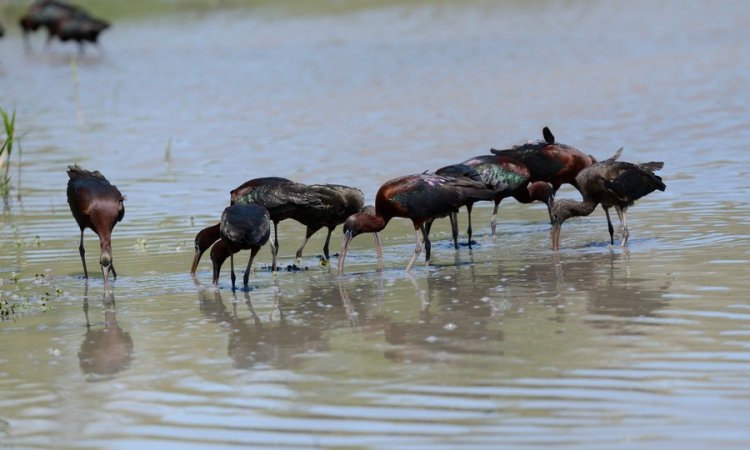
xmin=459 ymin=240 xmax=478 ymax=247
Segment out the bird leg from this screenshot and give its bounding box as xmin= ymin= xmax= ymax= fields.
xmin=373 ymin=232 xmax=383 ymax=270
xmin=617 ymin=207 xmax=629 ymax=246
xmin=405 ymin=228 xmax=423 ymax=273
xmin=421 ymin=223 xmax=432 ymax=265
xmin=78 ymin=229 xmax=89 ymax=278
xmin=491 ymin=201 xmax=500 ymax=237
xmin=466 ymin=203 xmax=474 ymax=247
xmin=322 ymin=227 xmax=334 ymax=262
xmin=230 ymin=253 xmax=237 ymax=291
xmin=272 ymin=221 xmax=280 ymax=272
xmin=243 ymin=247 xmax=260 ymax=289
xmin=269 ymin=240 xmax=278 ymax=276
xmin=448 ymin=212 xmax=459 ymax=250
xmin=604 ymin=207 xmax=615 ymax=245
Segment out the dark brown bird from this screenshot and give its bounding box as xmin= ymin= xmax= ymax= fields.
xmin=211 ymin=204 xmax=271 ymax=290
xmin=289 ymin=183 xmax=372 ymax=263
xmin=338 ymin=173 xmax=495 ymax=274
xmin=66 ymin=165 xmax=125 ymax=287
xmin=550 ymin=156 xmax=666 ymax=250
xmin=191 ymin=177 xmax=292 ymax=274
xmin=230 ymin=177 xmax=321 ymax=271
xmin=50 ymin=14 xmax=109 ymax=51
xmin=19 ymin=0 xmax=87 ymax=48
xmin=490 ymin=127 xmax=611 ymax=214
xmin=436 ymin=156 xmax=553 ymax=245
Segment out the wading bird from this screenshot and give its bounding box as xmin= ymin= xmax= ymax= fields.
xmin=191 ymin=177 xmax=293 ymax=274
xmin=490 ymin=127 xmax=612 ymax=214
xmin=50 ymin=14 xmax=109 ymax=51
xmin=550 ymin=158 xmax=666 ymax=250
xmin=211 ymin=204 xmax=271 ymax=290
xmin=338 ymin=173 xmax=495 ymax=274
xmin=436 ymin=156 xmax=553 ymax=245
xmin=19 ymin=0 xmax=108 ymax=51
xmin=66 ymin=165 xmax=125 ymax=287
xmin=289 ymin=184 xmax=373 ymax=263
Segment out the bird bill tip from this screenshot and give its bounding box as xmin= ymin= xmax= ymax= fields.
xmin=337 ymin=231 xmax=353 ymax=274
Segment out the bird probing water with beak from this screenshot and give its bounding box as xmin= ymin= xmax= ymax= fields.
xmin=337 ymin=172 xmax=495 ymax=274
xmin=66 ymin=165 xmax=125 ymax=288
xmin=550 ymin=152 xmax=665 ymax=250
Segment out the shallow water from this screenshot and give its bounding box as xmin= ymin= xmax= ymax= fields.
xmin=2 ymin=0 xmax=750 ymax=448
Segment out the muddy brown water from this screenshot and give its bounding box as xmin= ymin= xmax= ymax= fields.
xmin=1 ymin=1 xmax=750 ymax=448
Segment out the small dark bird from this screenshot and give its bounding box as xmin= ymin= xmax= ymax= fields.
xmin=550 ymin=157 xmax=666 ymax=250
xmin=191 ymin=177 xmax=292 ymax=274
xmin=338 ymin=173 xmax=495 ymax=274
xmin=50 ymin=15 xmax=109 ymax=51
xmin=66 ymin=165 xmax=125 ymax=287
xmin=288 ymin=183 xmax=373 ymax=263
xmin=19 ymin=0 xmax=108 ymax=51
xmin=0 ymin=22 xmax=5 ymax=38
xmin=490 ymin=127 xmax=608 ymax=213
xmin=436 ymin=156 xmax=553 ymax=245
xmin=230 ymin=177 xmax=322 ymax=271
xmin=190 ymin=223 xmax=220 ymax=275
xmin=20 ymin=0 xmax=83 ymax=46
xmin=211 ymin=204 xmax=271 ymax=290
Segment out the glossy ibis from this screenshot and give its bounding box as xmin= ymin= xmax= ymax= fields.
xmin=51 ymin=15 xmax=109 ymax=51
xmin=490 ymin=127 xmax=614 ymax=215
xmin=190 ymin=222 xmax=221 ymax=275
xmin=191 ymin=177 xmax=292 ymax=274
xmin=230 ymin=177 xmax=323 ymax=271
xmin=288 ymin=183 xmax=378 ymax=264
xmin=66 ymin=165 xmax=125 ymax=287
xmin=211 ymin=204 xmax=271 ymax=290
xmin=550 ymin=158 xmax=666 ymax=250
xmin=19 ymin=0 xmax=84 ymax=48
xmin=436 ymin=157 xmax=553 ymax=245
xmin=337 ymin=173 xmax=495 ymax=274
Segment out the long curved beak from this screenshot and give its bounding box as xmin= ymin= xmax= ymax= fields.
xmin=338 ymin=230 xmax=353 ymax=275
xmin=102 ymin=263 xmax=112 ymax=291
xmin=551 ymin=221 xmax=561 ymax=251
xmin=373 ymin=232 xmax=382 ymax=269
xmin=190 ymin=250 xmax=201 ymax=275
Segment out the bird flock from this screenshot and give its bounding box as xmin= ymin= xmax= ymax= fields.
xmin=66 ymin=127 xmax=666 ymax=291
xmin=6 ymin=0 xmax=110 ymax=52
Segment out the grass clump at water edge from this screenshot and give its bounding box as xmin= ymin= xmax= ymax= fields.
xmin=0 ymin=108 xmax=17 ymax=197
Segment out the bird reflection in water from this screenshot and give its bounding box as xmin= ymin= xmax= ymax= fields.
xmin=78 ymin=283 xmax=133 ymax=378
xmin=195 ymin=282 xmax=329 ymax=370
xmin=550 ymin=251 xmax=670 ymax=334
xmin=383 ymin=271 xmax=505 ymax=364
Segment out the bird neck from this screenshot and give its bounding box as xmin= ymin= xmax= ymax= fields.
xmin=557 ymin=198 xmax=598 ymax=221
xmin=210 ymin=240 xmax=234 ymax=283
xmin=360 ymin=213 xmax=388 ymax=234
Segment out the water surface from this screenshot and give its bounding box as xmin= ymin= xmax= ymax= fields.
xmin=1 ymin=0 xmax=750 ymax=448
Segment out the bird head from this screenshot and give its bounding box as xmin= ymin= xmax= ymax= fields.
xmin=338 ymin=210 xmax=386 ymax=274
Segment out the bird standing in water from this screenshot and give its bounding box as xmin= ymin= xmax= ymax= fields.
xmin=550 ymin=158 xmax=666 ymax=250
xmin=211 ymin=204 xmax=271 ymax=290
xmin=191 ymin=177 xmax=292 ymax=274
xmin=338 ymin=173 xmax=495 ymax=274
xmin=288 ymin=183 xmax=376 ymax=264
xmin=66 ymin=165 xmax=125 ymax=287
xmin=436 ymin=157 xmax=553 ymax=245
xmin=490 ymin=127 xmax=612 ymax=217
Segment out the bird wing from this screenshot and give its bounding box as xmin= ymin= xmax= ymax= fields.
xmin=603 ymin=162 xmax=666 ymax=202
